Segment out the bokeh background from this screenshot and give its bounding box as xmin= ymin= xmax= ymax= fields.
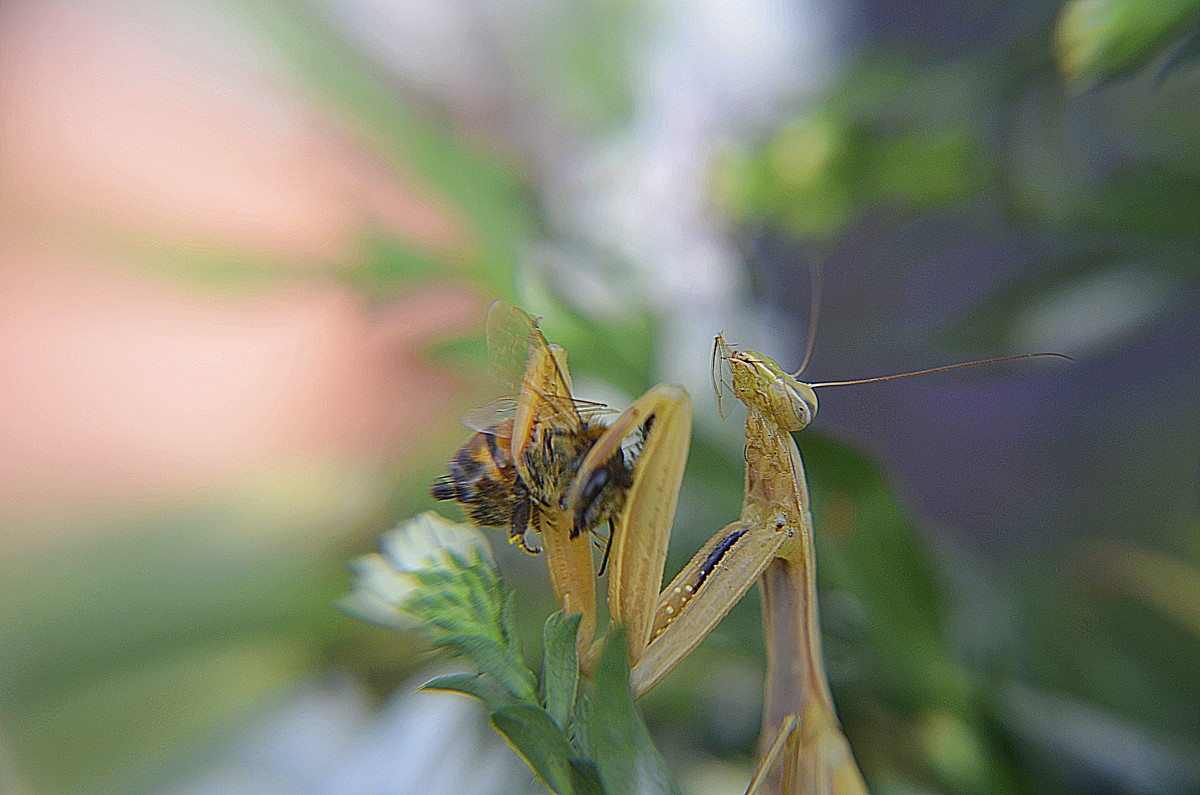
xmin=1 ymin=1 xmax=1198 ymax=793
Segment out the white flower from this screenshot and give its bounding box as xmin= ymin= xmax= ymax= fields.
xmin=381 ymin=511 xmax=493 ymax=573
xmin=342 ymin=512 xmax=495 ymax=630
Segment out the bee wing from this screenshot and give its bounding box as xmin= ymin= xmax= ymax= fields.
xmin=485 ymin=300 xmax=542 ymax=393
xmin=574 ymin=399 xmax=618 ymax=421
xmin=462 ymin=395 xmax=612 ymax=436
xmin=486 ymin=300 xmax=584 ymax=429
xmin=461 ymin=396 xmax=520 ymax=432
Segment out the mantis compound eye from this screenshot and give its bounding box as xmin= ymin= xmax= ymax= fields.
xmin=776 ymin=376 xmax=818 ymax=432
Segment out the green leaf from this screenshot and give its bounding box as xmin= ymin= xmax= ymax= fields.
xmin=491 ymin=704 xmax=581 ymax=795
xmin=1056 ymin=0 xmax=1200 ymax=83
xmin=441 ymin=633 xmax=538 ymax=704
xmin=421 ymin=673 xmax=513 ymax=712
xmin=501 ymin=589 xmax=525 ymax=654
xmin=1155 ymin=28 xmax=1200 ymax=80
xmin=542 ymin=612 xmax=582 ymax=729
xmin=571 ymin=692 xmax=594 ymax=760
xmin=582 ymin=627 xmax=680 ymax=795
xmin=567 ymin=758 xmax=608 ymax=795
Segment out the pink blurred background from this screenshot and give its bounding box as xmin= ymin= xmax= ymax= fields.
xmin=0 ymin=1 xmax=486 ymax=542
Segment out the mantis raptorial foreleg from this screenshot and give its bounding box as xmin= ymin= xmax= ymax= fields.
xmin=568 ymin=383 xmax=692 ymax=660
xmin=629 ymin=510 xmax=786 ymax=693
xmin=443 ymin=300 xmax=697 ymax=671
xmin=626 ymin=395 xmax=816 ymax=696
xmin=482 ymin=302 xmax=802 ymax=690
xmin=521 ymin=343 xmax=600 ymax=650
xmin=531 ymin=378 xmax=693 ymax=670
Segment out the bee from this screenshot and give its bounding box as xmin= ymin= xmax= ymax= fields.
xmin=431 ymin=301 xmax=640 ymax=557
xmin=429 ymin=417 xmax=535 ymax=549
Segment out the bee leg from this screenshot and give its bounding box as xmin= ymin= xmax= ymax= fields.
xmin=510 ymin=487 xmax=540 ymax=554
xmin=515 ymin=535 xmax=541 ymax=555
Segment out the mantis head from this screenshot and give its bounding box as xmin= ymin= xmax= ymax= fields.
xmin=713 ymin=334 xmax=818 ymax=433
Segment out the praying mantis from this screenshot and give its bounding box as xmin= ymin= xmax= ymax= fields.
xmin=621 ymin=335 xmax=869 ymax=793
xmin=435 ymin=300 xmax=1062 ymax=794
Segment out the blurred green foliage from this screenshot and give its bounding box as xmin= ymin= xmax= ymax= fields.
xmin=715 ymin=63 xmax=988 ymax=238
xmin=1056 ymin=0 xmax=1200 ymax=83
xmin=0 ymin=4 xmax=544 ymax=793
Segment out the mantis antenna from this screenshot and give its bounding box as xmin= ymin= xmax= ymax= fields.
xmin=793 ymin=254 xmax=823 ymax=378
xmin=787 ymin=258 xmax=1071 ymax=385
xmin=803 ymin=351 xmax=1074 ymax=388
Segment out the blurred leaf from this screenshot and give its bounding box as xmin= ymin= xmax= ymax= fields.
xmin=999 ymin=681 xmax=1200 ymax=793
xmin=1023 ymin=547 xmax=1200 ymax=744
xmin=0 ymin=530 xmax=338 ymax=706
xmin=1056 ymin=0 xmax=1200 ymax=83
xmin=1000 ymin=73 xmax=1091 ymax=225
xmin=542 ymin=612 xmax=583 ymax=729
xmin=915 ymin=709 xmax=996 ymax=795
xmin=4 ymin=639 xmax=310 ymax=795
xmin=800 ymin=434 xmax=965 ymax=711
xmin=541 ymin=302 xmax=658 ymax=399
xmin=533 ymin=0 xmax=637 ymax=128
xmin=1155 ymin=28 xmax=1200 ymax=81
xmin=1086 ymin=161 xmax=1200 ymax=237
xmin=347 ymin=234 xmax=457 ymax=297
xmin=1076 ymin=540 xmax=1200 ymax=642
xmin=238 ymin=0 xmax=538 ymax=297
xmin=944 ymin=249 xmax=1184 ymax=355
xmin=717 ymin=60 xmax=987 ymax=239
